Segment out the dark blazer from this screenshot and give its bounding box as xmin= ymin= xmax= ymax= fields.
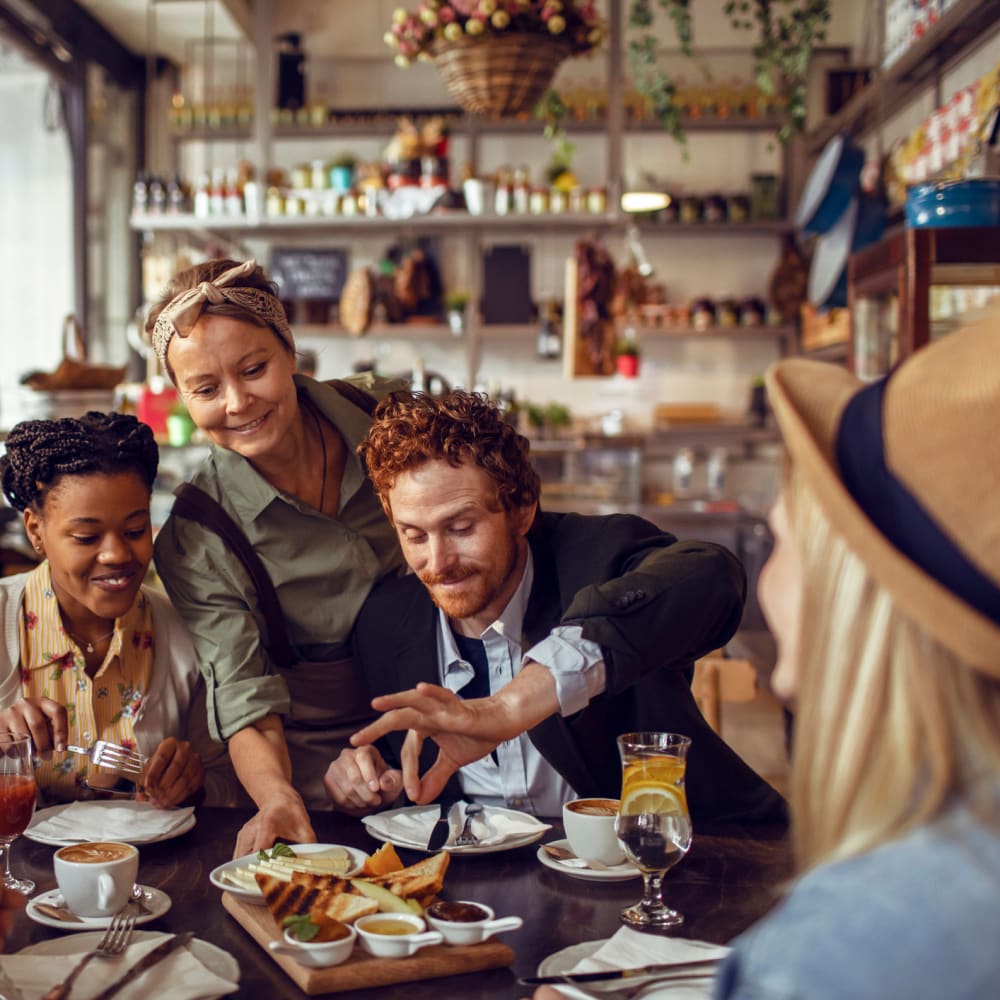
xmin=352 ymin=510 xmax=787 ymax=825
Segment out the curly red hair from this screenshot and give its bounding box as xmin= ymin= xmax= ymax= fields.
xmin=361 ymin=390 xmax=540 ymax=518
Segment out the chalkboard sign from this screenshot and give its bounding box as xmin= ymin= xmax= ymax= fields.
xmin=269 ymin=247 xmax=349 ymax=301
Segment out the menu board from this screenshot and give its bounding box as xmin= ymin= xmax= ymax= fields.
xmin=270 ymin=248 xmax=349 ymax=301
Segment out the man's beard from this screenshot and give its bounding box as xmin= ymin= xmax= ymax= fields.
xmin=419 ymin=528 xmax=522 ymax=623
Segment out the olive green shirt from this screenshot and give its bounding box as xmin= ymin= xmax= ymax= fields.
xmin=153 ymin=373 xmax=406 ymax=741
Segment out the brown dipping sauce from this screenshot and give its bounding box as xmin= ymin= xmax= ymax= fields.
xmin=426 ymin=901 xmax=489 ymax=923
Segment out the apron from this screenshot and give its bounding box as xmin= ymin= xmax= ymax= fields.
xmin=282 ymin=654 xmax=376 ymax=809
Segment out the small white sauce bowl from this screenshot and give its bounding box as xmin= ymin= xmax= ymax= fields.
xmin=268 ymin=923 xmax=357 ymax=968
xmin=354 ymin=912 xmax=444 ymax=958
xmin=425 ymin=901 xmax=523 ymax=945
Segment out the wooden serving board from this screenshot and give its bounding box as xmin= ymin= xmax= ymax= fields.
xmin=222 ymin=892 xmax=515 ymax=995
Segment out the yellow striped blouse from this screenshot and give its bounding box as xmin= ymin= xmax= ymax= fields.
xmin=18 ymin=562 xmax=153 ymax=804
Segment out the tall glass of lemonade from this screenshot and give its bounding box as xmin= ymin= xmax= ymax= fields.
xmin=616 ymin=731 xmax=692 ymax=929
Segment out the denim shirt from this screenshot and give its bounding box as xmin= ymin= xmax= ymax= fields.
xmin=714 ymin=790 xmax=1000 ymax=1000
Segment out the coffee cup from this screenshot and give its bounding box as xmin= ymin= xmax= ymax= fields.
xmin=562 ymin=797 xmax=626 ymax=867
xmin=54 ymin=841 xmax=138 ymax=917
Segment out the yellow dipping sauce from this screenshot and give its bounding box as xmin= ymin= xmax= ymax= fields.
xmin=364 ymin=919 xmax=416 ymax=936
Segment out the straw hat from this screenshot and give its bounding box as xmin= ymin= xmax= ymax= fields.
xmin=767 ymin=305 xmax=1000 ymax=678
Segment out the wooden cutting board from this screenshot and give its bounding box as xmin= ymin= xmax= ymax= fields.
xmin=222 ymin=892 xmax=515 ymax=995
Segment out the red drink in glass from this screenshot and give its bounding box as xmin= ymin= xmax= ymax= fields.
xmin=0 ymin=774 xmax=37 ymax=836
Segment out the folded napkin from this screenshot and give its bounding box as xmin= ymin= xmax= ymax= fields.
xmin=557 ymin=927 xmax=729 ymax=1000
xmin=2 ymin=933 xmax=238 ymax=1000
xmin=27 ymin=801 xmax=194 ymax=843
xmin=363 ymin=802 xmax=550 ymax=850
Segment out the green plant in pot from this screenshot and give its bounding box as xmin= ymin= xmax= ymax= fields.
xmin=627 ymin=0 xmax=830 ymax=144
xmin=615 ymin=339 xmax=641 ymax=378
xmin=443 ymin=289 xmax=470 ymax=336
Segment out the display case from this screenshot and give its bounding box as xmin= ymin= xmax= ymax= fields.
xmin=846 ymin=225 xmax=1000 ymax=380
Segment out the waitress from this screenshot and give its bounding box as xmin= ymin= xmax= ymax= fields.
xmin=147 ymin=258 xmax=405 ymax=855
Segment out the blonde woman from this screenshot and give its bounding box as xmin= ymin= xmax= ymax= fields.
xmin=529 ymin=312 xmax=1000 ymax=1000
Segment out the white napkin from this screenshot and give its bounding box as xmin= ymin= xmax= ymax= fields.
xmin=27 ymin=802 xmax=194 ymax=843
xmin=558 ymin=927 xmax=729 ymax=1000
xmin=1 ymin=933 xmax=238 ymax=1000
xmin=362 ymin=801 xmax=550 ymax=849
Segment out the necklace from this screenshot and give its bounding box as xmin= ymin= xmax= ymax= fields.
xmin=306 ymin=400 xmax=328 ymax=513
xmin=65 ymin=625 xmax=115 ymax=654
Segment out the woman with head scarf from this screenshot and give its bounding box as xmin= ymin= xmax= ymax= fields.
xmin=147 ymin=258 xmax=405 ymax=855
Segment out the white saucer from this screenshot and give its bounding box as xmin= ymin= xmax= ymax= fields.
xmin=26 ymin=885 xmax=171 ymax=931
xmin=536 ymin=839 xmax=641 ymax=881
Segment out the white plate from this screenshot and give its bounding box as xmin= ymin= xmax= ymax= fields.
xmin=537 ymin=939 xmax=609 ymax=1000
xmin=363 ymin=804 xmax=550 ymax=855
xmin=209 ymin=842 xmax=369 ymax=906
xmin=536 ymin=839 xmax=641 ymax=882
xmin=24 ymin=802 xmax=197 ymax=846
xmin=26 ymin=885 xmax=171 ymax=931
xmin=16 ymin=929 xmax=239 ymax=998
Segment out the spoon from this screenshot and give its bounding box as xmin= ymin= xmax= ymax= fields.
xmin=541 ymin=843 xmax=614 ymax=870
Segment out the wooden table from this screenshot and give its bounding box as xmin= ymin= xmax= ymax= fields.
xmin=7 ymin=809 xmax=791 ymax=998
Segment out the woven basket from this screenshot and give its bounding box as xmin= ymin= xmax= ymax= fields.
xmin=432 ymin=32 xmax=572 ymax=119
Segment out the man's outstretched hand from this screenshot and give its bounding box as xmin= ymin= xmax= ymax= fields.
xmin=350 ymin=664 xmax=560 ymax=802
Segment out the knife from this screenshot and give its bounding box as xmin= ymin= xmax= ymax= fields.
xmin=426 ymin=796 xmax=462 ymax=851
xmin=90 ymin=932 xmax=196 ymax=1000
xmin=518 ymin=957 xmax=722 ymax=986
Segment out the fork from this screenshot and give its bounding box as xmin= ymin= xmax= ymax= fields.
xmin=454 ymin=802 xmax=485 ymax=847
xmin=41 ymin=899 xmax=137 ymax=1000
xmin=65 ymin=741 xmax=147 ymax=778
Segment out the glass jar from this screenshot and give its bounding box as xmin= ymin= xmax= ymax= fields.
xmin=264 ymin=186 xmax=284 ymax=217
xmin=727 ymin=193 xmax=750 ymax=223
xmin=529 ymin=187 xmax=549 ymax=215
xmin=569 ymin=187 xmax=586 ymax=213
xmin=679 ymin=194 xmax=702 ymax=224
xmin=549 ymin=187 xmax=567 ymax=214
xmin=691 ymin=297 xmax=716 ymax=330
xmin=290 ymin=163 xmax=311 ymax=190
xmin=587 ymin=186 xmax=608 ymax=214
xmin=311 ymin=160 xmax=329 ymax=189
xmin=703 ymin=193 xmax=727 ymax=223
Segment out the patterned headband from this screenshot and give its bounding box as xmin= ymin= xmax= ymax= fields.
xmin=151 ymin=258 xmax=294 ymax=367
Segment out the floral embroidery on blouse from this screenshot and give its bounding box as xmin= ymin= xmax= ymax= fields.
xmin=17 ymin=562 xmax=154 ymax=804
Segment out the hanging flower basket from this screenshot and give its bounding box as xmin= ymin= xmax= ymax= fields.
xmin=431 ymin=32 xmax=573 ymax=119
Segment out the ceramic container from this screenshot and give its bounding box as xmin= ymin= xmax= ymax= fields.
xmin=268 ymin=924 xmax=357 ymax=968
xmin=424 ymin=901 xmax=523 ymax=946
xmin=354 ymin=913 xmax=443 ymax=958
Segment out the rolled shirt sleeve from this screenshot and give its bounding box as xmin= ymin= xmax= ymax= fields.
xmin=523 ymin=624 xmax=606 ymax=717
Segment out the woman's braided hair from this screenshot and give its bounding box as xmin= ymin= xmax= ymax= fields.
xmin=0 ymin=412 xmax=158 ymax=512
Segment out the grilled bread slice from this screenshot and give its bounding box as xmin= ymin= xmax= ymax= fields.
xmin=255 ymin=872 xmax=377 ymax=925
xmin=368 ymin=850 xmax=450 ymax=899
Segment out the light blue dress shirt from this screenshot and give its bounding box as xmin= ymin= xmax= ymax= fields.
xmin=434 ymin=549 xmax=607 ymax=817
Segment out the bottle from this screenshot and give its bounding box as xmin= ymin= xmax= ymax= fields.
xmin=536 ymin=300 xmax=562 ymax=360
xmin=209 ymin=168 xmax=226 ymax=215
xmin=193 ymin=173 xmax=211 ymax=217
xmin=131 ymin=171 xmax=149 ymax=217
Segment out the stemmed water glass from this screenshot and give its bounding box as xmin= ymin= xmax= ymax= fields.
xmin=615 ymin=731 xmax=692 ymax=930
xmin=0 ymin=732 xmax=37 ymax=893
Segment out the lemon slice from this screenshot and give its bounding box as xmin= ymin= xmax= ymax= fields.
xmin=620 ymin=783 xmax=687 ymax=817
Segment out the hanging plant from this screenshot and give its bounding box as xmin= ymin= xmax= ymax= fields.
xmin=627 ymin=0 xmax=830 ymax=144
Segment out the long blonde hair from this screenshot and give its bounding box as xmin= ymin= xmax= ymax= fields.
xmin=785 ymin=467 xmax=1000 ymax=871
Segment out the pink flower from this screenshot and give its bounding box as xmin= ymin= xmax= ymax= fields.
xmin=439 ymin=5 xmax=456 ymax=22
xmin=449 ymin=0 xmax=480 ymax=15
xmin=25 ymin=612 xmax=37 ymax=630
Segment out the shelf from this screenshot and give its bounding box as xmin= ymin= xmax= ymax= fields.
xmin=801 ymin=341 xmax=849 ymax=363
xmin=131 ymin=212 xmax=798 ymax=239
xmin=636 ymin=325 xmax=794 ymax=341
xmin=167 ymin=114 xmax=787 ymax=144
xmin=131 ymin=211 xmax=620 ymax=237
xmin=635 ymin=220 xmax=793 ymax=235
xmin=805 ymin=0 xmax=1000 ymax=152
